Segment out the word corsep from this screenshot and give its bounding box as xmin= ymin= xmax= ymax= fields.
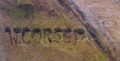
xmin=5 ymin=27 xmax=85 ymax=45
